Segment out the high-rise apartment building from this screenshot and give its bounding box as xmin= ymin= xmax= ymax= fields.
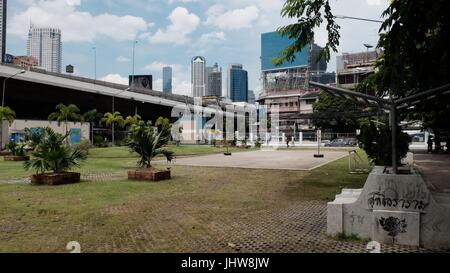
xmin=191 ymin=56 xmax=206 ymax=97
xmin=206 ymin=63 xmax=222 ymax=97
xmin=163 ymin=66 xmax=172 ymax=94
xmin=0 ymin=0 xmax=6 ymax=63
xmin=27 ymin=25 xmax=62 ymax=73
xmin=227 ymin=63 xmax=248 ymax=102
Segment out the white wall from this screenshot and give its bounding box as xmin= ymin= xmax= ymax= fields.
xmin=9 ymin=120 xmax=90 ymax=140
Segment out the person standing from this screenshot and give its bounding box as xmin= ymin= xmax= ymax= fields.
xmin=427 ymin=137 xmax=434 ymax=153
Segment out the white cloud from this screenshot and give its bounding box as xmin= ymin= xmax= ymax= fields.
xmin=9 ymin=0 xmax=148 ymax=42
xmin=205 ymin=5 xmax=260 ymax=30
xmin=366 ymin=0 xmax=382 ymax=6
xmin=100 ymin=74 xmax=128 ymax=85
xmin=198 ymin=31 xmax=226 ymax=45
xmin=148 ymin=7 xmax=200 ymax=44
xmin=168 ymin=0 xmax=199 ymax=4
xmin=116 ymin=56 xmax=131 ymax=63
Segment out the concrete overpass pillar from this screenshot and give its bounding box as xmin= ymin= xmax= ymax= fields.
xmin=1 ymin=119 xmax=10 ymax=150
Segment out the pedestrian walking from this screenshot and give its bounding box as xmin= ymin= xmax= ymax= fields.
xmin=427 ymin=137 xmax=434 ymax=153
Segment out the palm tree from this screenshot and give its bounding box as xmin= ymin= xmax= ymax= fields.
xmin=101 ymin=112 xmax=125 ymax=145
xmin=124 ymin=114 xmax=142 ymax=127
xmin=0 ymin=106 xmax=16 ymax=125
xmin=83 ymin=109 xmax=102 ymax=144
xmin=24 ymin=127 xmax=87 ymax=175
xmin=48 ymin=104 xmax=83 ymax=136
xmin=127 ymin=118 xmax=174 ymax=168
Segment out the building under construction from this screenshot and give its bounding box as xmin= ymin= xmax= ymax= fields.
xmin=336 ymin=49 xmax=381 ymax=90
xmin=258 ymin=31 xmax=335 ymax=139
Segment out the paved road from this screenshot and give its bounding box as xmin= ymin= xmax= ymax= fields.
xmin=414 ymin=150 xmax=450 ymax=193
xmin=163 ymin=149 xmax=349 ymax=171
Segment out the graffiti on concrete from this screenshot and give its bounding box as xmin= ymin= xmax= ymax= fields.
xmin=379 ymin=217 xmax=407 ymax=243
xmin=367 ymin=191 xmax=429 ymax=211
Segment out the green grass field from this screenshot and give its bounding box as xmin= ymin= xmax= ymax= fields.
xmin=0 ymin=146 xmax=372 ymax=252
xmin=0 ymin=145 xmax=252 ymax=181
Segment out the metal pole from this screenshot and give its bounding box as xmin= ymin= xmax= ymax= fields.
xmin=390 ymin=103 xmax=398 ymax=174
xmin=112 ymin=96 xmax=115 ymax=146
xmin=334 ymin=15 xmax=383 ymax=24
xmin=2 ymin=70 xmax=26 ymax=108
xmin=93 ymin=47 xmax=97 ymax=81
xmin=131 ymin=40 xmax=138 ymax=88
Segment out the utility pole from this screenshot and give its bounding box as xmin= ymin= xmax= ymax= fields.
xmin=131 ymin=40 xmax=138 ymax=89
xmin=93 ymin=47 xmax=97 ymax=81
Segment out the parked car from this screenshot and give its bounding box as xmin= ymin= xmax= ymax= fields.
xmin=325 ymin=138 xmax=358 ymax=147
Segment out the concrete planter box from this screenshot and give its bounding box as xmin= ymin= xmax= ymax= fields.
xmin=31 ymin=172 xmax=81 ymax=186
xmin=4 ymin=155 xmax=30 ymax=161
xmin=128 ymin=168 xmax=171 ymax=182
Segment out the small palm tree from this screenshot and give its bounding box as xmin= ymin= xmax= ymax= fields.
xmin=0 ymin=106 xmax=16 ymax=125
xmin=83 ymin=109 xmax=103 ymax=144
xmin=101 ymin=112 xmax=125 ymax=145
xmin=24 ymin=127 xmax=87 ymax=175
xmin=125 ymin=114 xmax=142 ymax=127
xmin=127 ymin=118 xmax=174 ymax=168
xmin=48 ymin=104 xmax=83 ymax=135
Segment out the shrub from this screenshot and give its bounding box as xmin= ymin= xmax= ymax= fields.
xmin=358 ymin=119 xmax=411 ymax=166
xmin=24 ymin=127 xmax=87 ymax=175
xmin=24 ymin=128 xmax=45 ymax=150
xmin=255 ymin=139 xmax=262 ymax=148
xmin=127 ymin=119 xmax=174 ymax=168
xmin=7 ymin=142 xmax=27 ymax=156
xmin=93 ymin=135 xmax=108 ymax=148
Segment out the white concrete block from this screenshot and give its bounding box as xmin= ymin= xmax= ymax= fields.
xmin=372 ymin=210 xmax=420 ymax=246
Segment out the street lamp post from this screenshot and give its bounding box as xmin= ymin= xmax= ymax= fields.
xmin=2 ymin=70 xmax=26 ymax=108
xmin=111 ymin=88 xmax=130 ymax=146
xmin=131 ymin=40 xmax=138 ymax=88
xmin=1 ymin=70 xmax=26 ymax=150
xmin=334 ymin=15 xmax=383 ymax=23
xmin=93 ymin=47 xmax=97 ymax=81
xmin=363 ymin=43 xmax=374 ymax=64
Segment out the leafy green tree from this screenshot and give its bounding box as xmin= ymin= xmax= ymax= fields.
xmin=277 ymin=0 xmax=450 ymax=160
xmin=101 ymin=112 xmax=125 ymax=145
xmin=48 ymin=104 xmax=83 ymax=135
xmin=358 ymin=117 xmax=411 ymax=166
xmin=374 ymin=0 xmax=450 ymax=151
xmin=83 ymin=109 xmax=103 ymax=144
xmin=127 ymin=119 xmax=174 ymax=168
xmin=273 ymin=0 xmax=340 ymax=65
xmin=0 ymin=106 xmax=16 ymax=125
xmin=24 ymin=127 xmax=87 ymax=174
xmin=312 ymin=93 xmax=361 ymax=132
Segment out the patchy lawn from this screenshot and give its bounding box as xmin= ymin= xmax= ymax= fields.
xmin=0 ymin=145 xmax=253 ymax=182
xmin=0 ymin=149 xmax=379 ymax=253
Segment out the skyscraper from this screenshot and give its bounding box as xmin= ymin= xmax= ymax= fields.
xmin=0 ymin=0 xmax=6 ymax=63
xmin=27 ymin=24 xmax=62 ymax=73
xmin=191 ymin=56 xmax=206 ymax=97
xmin=163 ymin=66 xmax=172 ymax=94
xmin=227 ymin=63 xmax=248 ymax=102
xmin=206 ymin=63 xmax=222 ymax=97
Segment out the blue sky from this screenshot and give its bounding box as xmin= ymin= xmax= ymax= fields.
xmin=6 ymin=0 xmax=389 ymax=97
